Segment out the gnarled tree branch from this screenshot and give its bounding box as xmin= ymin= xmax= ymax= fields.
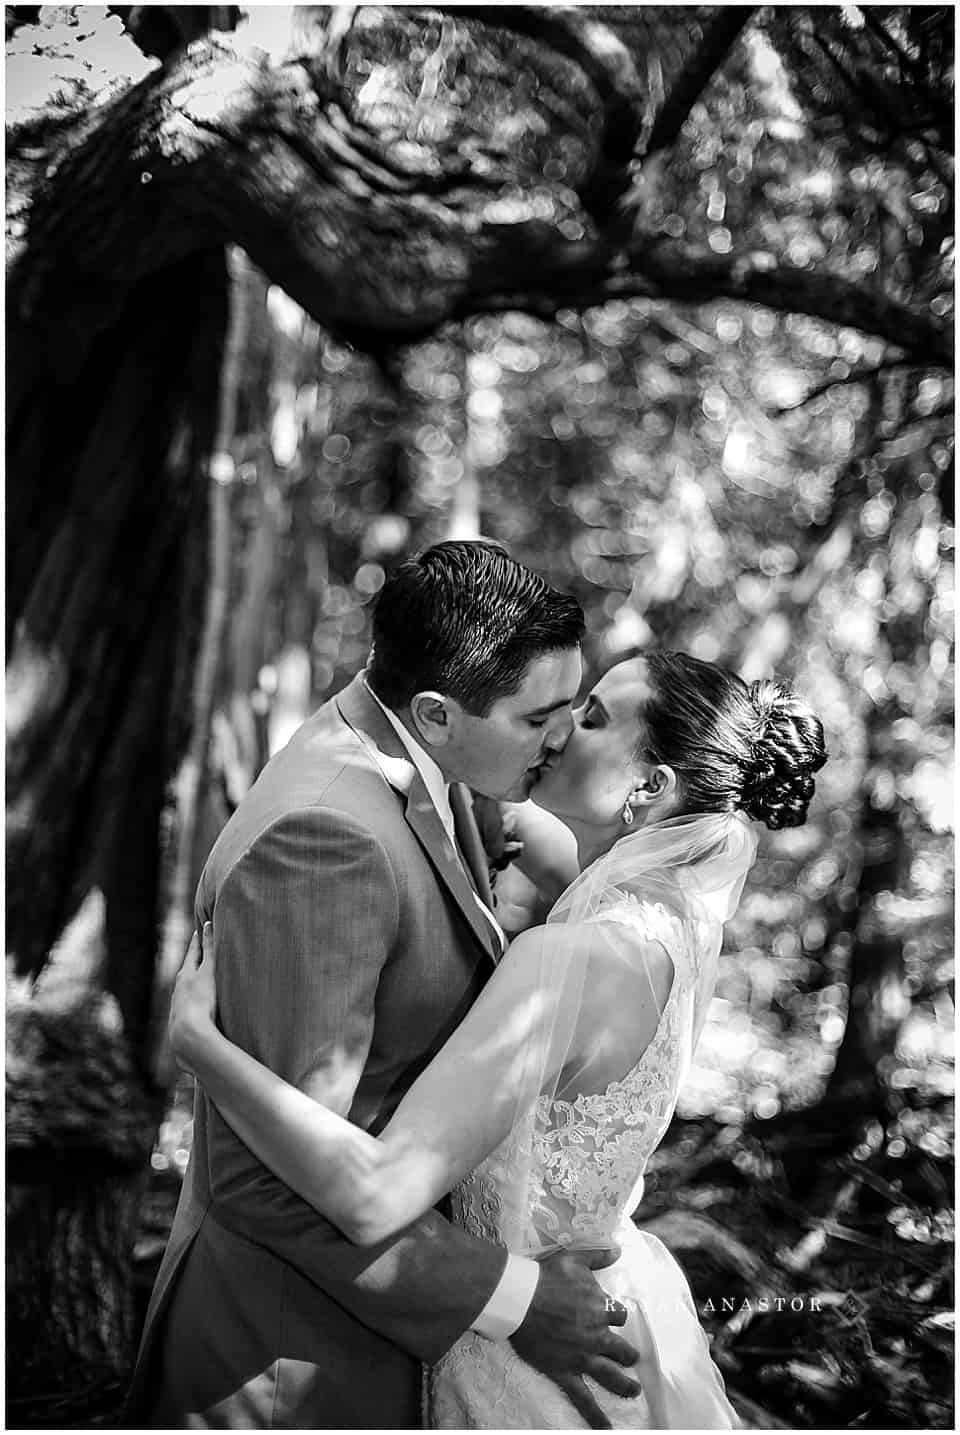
xmin=631 ymin=243 xmax=953 ymax=365
xmin=436 ymin=3 xmax=659 ymax=225
xmin=9 ymin=25 xmax=951 ymax=372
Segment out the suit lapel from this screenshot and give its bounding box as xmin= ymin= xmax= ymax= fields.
xmin=401 ymin=778 xmax=502 ymax=962
xmin=336 ymin=677 xmax=501 ymax=966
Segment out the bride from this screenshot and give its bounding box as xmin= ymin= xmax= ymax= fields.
xmin=170 ymin=650 xmax=826 ymax=1429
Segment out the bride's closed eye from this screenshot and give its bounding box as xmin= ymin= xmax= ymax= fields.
xmin=578 ymin=697 xmax=605 ymax=729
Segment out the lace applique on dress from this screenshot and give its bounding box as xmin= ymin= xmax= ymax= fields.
xmin=526 ymin=896 xmax=695 ymax=1250
xmin=449 ymin=895 xmax=697 ymax=1252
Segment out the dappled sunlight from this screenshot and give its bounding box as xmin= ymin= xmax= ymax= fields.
xmin=6 ymin=3 xmax=952 ymax=1426
xmin=152 ymin=1096 xmax=194 ymax=1178
xmin=5 ymin=636 xmax=70 ymax=750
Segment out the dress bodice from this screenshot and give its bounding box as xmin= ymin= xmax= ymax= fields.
xmin=449 ymin=896 xmax=701 ymax=1254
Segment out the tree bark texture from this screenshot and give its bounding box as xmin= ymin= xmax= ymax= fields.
xmin=10 ymin=16 xmax=952 ymax=364
xmin=7 ymin=251 xmax=227 ymax=992
xmin=6 ymin=1173 xmax=147 ymax=1428
xmin=150 ymin=245 xmax=249 ymax=1085
xmin=7 ymin=923 xmax=158 ymax=1427
xmin=822 ymin=716 xmax=910 ymax=1112
xmin=821 ymin=372 xmax=940 ymax=1122
xmin=6 ymin=226 xmax=225 ymax=1419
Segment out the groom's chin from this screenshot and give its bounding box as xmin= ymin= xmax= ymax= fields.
xmin=495 ymin=774 xmax=532 ymax=803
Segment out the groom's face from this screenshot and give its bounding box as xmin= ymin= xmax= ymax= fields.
xmin=443 ymin=646 xmax=582 ymax=801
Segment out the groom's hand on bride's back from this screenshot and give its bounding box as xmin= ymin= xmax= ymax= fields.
xmin=510 ymin=1247 xmax=640 ymax=1429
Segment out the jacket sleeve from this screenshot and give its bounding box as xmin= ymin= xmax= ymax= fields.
xmin=198 ymin=807 xmax=508 ymax=1365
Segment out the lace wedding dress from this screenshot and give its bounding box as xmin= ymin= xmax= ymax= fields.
xmin=429 ymin=888 xmax=741 ymax=1429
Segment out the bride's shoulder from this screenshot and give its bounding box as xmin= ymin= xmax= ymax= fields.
xmin=498 ymin=914 xmax=680 ymax=1024
xmin=591 ymin=889 xmax=690 ymax=952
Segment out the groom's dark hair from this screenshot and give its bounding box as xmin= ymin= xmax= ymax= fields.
xmin=368 ymin=540 xmax=584 ymax=716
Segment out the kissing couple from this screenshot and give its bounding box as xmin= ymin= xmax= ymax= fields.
xmin=129 ymin=539 xmax=826 ymax=1429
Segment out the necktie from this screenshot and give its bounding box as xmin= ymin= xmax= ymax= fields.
xmin=448 ymin=783 xmax=494 ymax=903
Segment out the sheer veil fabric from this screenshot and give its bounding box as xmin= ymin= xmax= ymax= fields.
xmin=427 ymin=815 xmax=757 ymax=1429
xmin=497 ymin=810 xmax=758 ymax=1258
xmin=429 ymin=812 xmax=759 ymax=1428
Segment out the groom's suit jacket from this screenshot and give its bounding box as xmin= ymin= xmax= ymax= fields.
xmin=128 ymin=676 xmax=509 ymax=1428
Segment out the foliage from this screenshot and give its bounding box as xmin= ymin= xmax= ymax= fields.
xmin=638 ymin=1114 xmax=954 ymax=1428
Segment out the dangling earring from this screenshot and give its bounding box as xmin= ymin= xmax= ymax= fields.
xmin=621 ymin=799 xmax=634 ymax=826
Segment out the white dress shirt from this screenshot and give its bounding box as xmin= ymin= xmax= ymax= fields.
xmin=365 ymin=682 xmax=539 ymax=1339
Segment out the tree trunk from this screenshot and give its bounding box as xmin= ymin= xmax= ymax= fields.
xmin=6 ymin=1175 xmax=146 ymax=1428
xmin=6 ymin=16 xmax=229 ymax=1419
xmin=7 ymin=251 xmax=227 ymax=990
xmin=6 ymin=246 xmax=227 ymax=1423
xmin=150 ymin=245 xmax=250 ymax=1084
xmin=821 ymin=710 xmax=909 ymax=1112
xmin=6 ymin=900 xmax=159 ymax=1428
xmin=816 ymin=373 xmax=925 ymax=1124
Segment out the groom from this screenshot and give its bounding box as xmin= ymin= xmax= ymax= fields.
xmin=129 ymin=541 xmax=640 ymax=1429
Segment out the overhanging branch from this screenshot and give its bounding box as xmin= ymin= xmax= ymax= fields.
xmin=11 ymin=25 xmax=952 ymax=370
xmin=441 ymin=229 xmax=951 ymax=367
xmin=631 ymin=244 xmax=953 ymax=366
xmin=444 ymin=4 xmax=647 ymax=129
xmin=437 ymin=3 xmax=649 ymax=221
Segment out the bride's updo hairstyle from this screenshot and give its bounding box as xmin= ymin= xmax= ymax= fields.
xmin=640 ymin=653 xmax=827 ymax=830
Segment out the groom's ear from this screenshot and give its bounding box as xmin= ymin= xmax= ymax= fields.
xmin=409 ymin=691 xmax=455 ymax=748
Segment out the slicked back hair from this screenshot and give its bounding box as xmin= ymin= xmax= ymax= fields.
xmin=367 ymin=541 xmax=585 ymax=716
xmin=640 ymin=651 xmax=827 ymax=830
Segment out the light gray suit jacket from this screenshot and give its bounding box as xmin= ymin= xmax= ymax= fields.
xmin=128 ymin=676 xmax=508 ymax=1428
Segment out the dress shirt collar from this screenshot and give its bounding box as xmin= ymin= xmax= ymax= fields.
xmin=363 ymin=677 xmax=506 ymax=954
xmin=363 ymin=678 xmax=454 ymax=834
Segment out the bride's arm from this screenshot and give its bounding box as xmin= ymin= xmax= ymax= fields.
xmin=505 ymin=800 xmax=580 ymax=906
xmin=171 ymin=920 xmax=578 ymax=1246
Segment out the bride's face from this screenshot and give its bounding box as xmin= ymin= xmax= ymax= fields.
xmin=534 ymin=658 xmax=664 ymax=827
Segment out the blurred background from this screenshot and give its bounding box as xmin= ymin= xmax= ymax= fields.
xmin=5 ymin=4 xmax=954 ymax=1428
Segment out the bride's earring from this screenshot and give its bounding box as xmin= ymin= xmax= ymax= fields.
xmin=621 ymin=799 xmax=634 ymax=827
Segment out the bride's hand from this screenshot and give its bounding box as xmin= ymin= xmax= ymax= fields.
xmin=169 ymin=922 xmax=218 ymax=1076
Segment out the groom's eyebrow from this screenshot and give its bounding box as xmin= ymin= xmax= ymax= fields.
xmin=522 ymin=696 xmax=575 ymax=719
